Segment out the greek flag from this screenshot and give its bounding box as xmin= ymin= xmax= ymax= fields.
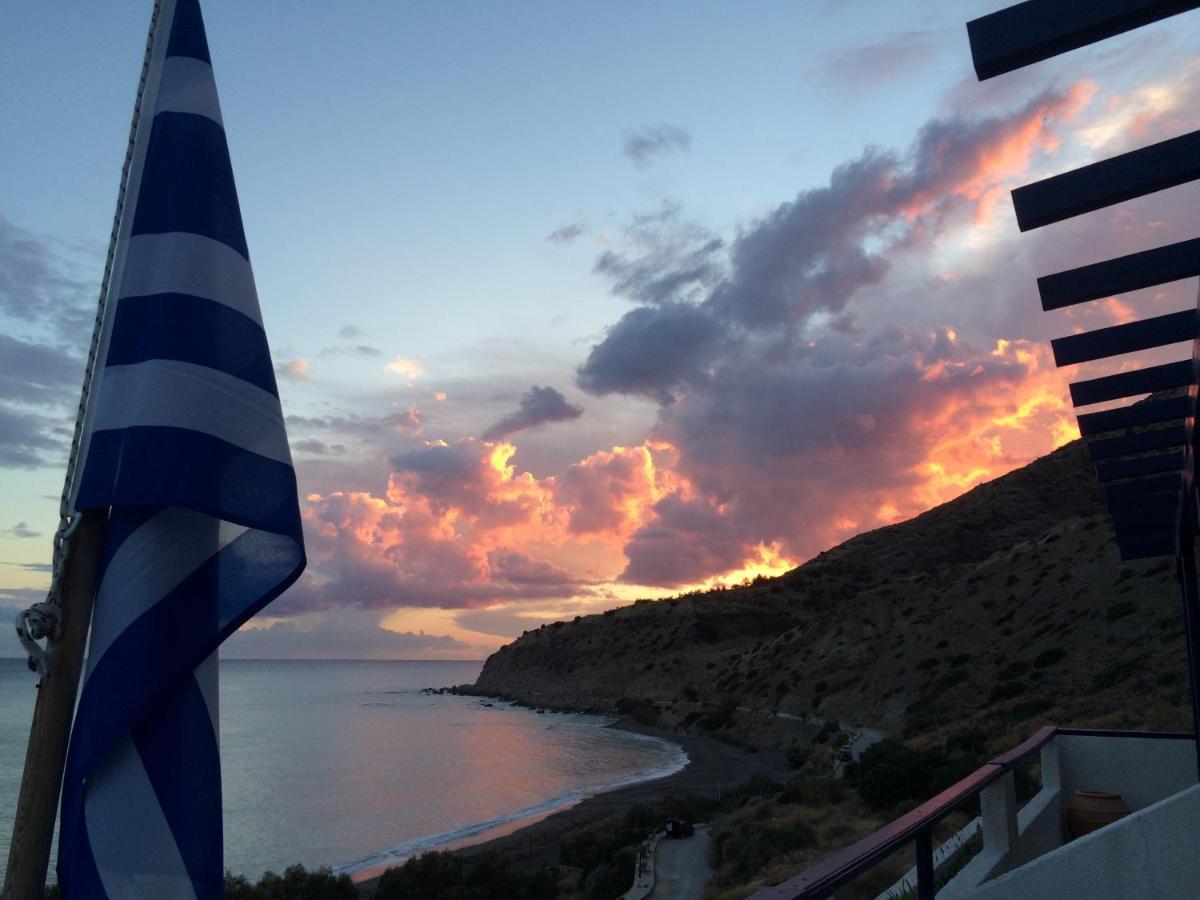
xmin=57 ymin=0 xmax=305 ymax=896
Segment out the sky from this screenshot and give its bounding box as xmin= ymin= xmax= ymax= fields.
xmin=4 ymin=1 xmax=1200 ymax=659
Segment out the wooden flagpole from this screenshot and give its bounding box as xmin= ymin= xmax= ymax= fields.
xmin=2 ymin=3 xmax=162 ymax=896
xmin=2 ymin=511 xmax=105 ymax=900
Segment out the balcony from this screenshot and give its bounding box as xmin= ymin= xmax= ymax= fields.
xmin=751 ymin=726 xmax=1198 ymax=899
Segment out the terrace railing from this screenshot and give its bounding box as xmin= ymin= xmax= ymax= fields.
xmin=749 ymin=726 xmax=1195 ymax=900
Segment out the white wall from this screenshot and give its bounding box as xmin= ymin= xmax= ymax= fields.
xmin=1056 ymin=734 xmax=1196 ymax=811
xmin=966 ymin=783 xmax=1200 ymax=900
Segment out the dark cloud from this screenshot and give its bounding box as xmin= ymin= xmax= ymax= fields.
xmin=288 ymin=408 xmax=424 ymax=439
xmin=320 ymin=344 xmax=383 ymax=358
xmin=616 ymin=329 xmax=1058 ymax=586
xmin=593 ymin=203 xmax=724 ymax=307
xmin=3 ymin=522 xmax=41 ymax=539
xmin=292 ymin=438 xmax=347 ymax=456
xmin=0 ymin=335 xmax=82 ymax=406
xmin=547 ymin=223 xmax=586 ymax=244
xmin=579 ymin=87 xmax=1091 ymax=401
xmin=622 ymin=124 xmax=692 ymax=167
xmin=0 ymin=561 xmax=51 ymax=573
xmin=0 ymin=403 xmax=67 ymax=469
xmin=224 ymin=608 xmax=468 ymax=659
xmin=481 ymin=385 xmax=583 ymax=440
xmin=576 ymin=303 xmax=724 ymax=401
xmin=0 ymin=214 xmax=98 ymax=338
xmin=338 ymin=324 xmax=364 ymax=339
xmin=570 ymin=87 xmax=1109 ymax=585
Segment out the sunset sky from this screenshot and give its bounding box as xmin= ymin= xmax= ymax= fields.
xmin=4 ymin=1 xmax=1200 ymax=659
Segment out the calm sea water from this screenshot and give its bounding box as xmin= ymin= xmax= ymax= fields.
xmin=0 ymin=657 xmax=685 ymax=879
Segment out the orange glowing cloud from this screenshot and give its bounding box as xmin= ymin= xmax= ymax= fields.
xmin=903 ymin=81 xmax=1097 ymax=224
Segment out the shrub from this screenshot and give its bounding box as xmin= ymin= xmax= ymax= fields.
xmin=858 ymin=741 xmax=934 ymax=809
xmin=1106 ymin=601 xmax=1138 ymax=622
xmin=1033 ymin=647 xmax=1066 ymax=668
xmin=785 ymin=745 xmax=811 ymax=770
xmin=997 ymin=660 xmax=1029 ymax=681
xmin=1093 ymin=657 xmax=1146 ymax=690
xmin=224 ymin=865 xmax=356 ymax=900
xmin=709 ymin=813 xmax=817 ymax=884
xmin=582 ymin=848 xmax=636 ymax=900
xmin=778 ymin=776 xmax=844 ymax=806
xmin=376 ymin=851 xmax=558 ymax=900
xmin=615 ymin=696 xmax=660 ymax=726
xmin=988 ymin=681 xmax=1027 ymax=703
xmin=699 ymin=697 xmax=738 ymax=730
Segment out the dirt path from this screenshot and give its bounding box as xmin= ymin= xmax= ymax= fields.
xmin=649 ymin=824 xmax=712 ymax=900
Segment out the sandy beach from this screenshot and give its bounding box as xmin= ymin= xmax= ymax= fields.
xmin=355 ymin=718 xmax=790 ymax=893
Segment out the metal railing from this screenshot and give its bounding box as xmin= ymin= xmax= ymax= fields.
xmin=749 ymin=726 xmax=1195 ymax=900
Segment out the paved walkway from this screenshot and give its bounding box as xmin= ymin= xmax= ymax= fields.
xmin=648 ymin=824 xmax=711 ymax=900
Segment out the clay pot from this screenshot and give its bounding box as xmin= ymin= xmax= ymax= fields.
xmin=1066 ymin=790 xmax=1131 ymax=839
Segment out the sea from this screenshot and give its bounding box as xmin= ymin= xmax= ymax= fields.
xmin=0 ymin=657 xmax=686 ymax=880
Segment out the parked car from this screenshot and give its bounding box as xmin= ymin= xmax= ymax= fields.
xmin=664 ymin=818 xmax=695 ymax=839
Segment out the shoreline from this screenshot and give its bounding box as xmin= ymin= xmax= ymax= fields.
xmin=354 ymin=716 xmax=790 ymax=894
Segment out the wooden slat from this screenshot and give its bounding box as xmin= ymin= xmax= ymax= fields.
xmin=1013 ymin=131 xmax=1200 ymax=232
xmin=1087 ymin=424 xmax=1191 ymax=460
xmin=1117 ymin=530 xmax=1179 ymax=559
xmin=1111 ymin=499 xmax=1182 ymax=534
xmin=1039 ymin=237 xmax=1200 ymax=310
xmin=1070 ymin=359 xmax=1196 ymax=406
xmin=1077 ymin=395 xmax=1194 ymax=435
xmin=967 ymin=0 xmax=1200 ymax=80
xmin=1104 ymin=472 xmax=1183 ymax=508
xmin=1052 ymin=310 xmax=1199 ymax=366
xmin=1096 ymin=449 xmax=1187 ymax=481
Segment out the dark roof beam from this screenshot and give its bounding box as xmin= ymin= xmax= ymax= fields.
xmin=1038 ymin=237 xmax=1200 ymax=310
xmin=1052 ymin=309 xmax=1199 ymax=366
xmin=1070 ymin=359 xmax=1197 ymax=406
xmin=1013 ymin=131 xmax=1200 ymax=232
xmin=967 ymin=0 xmax=1200 ymax=80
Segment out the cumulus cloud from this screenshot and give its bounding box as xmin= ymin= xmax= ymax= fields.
xmin=579 ymin=85 xmax=1095 ymax=402
xmin=622 ymin=124 xmax=692 ymax=167
xmin=569 ymin=83 xmax=1120 ymax=585
xmin=249 ymin=63 xmax=1200 ymax=623
xmin=481 ymin=385 xmax=583 ymax=440
xmin=289 ymin=439 xmax=591 ymax=612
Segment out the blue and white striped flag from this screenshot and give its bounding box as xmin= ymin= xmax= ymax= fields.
xmin=58 ymin=0 xmax=305 ymax=896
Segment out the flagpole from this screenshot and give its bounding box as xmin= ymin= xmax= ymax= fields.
xmin=2 ymin=512 xmax=105 ymax=900
xmin=2 ymin=3 xmax=163 ymax=897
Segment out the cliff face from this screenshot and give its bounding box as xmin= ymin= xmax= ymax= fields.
xmin=474 ymin=440 xmax=1192 ymax=746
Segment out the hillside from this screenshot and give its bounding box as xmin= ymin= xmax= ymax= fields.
xmin=472 ymin=438 xmax=1192 ymax=751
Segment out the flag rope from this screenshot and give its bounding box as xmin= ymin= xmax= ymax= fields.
xmin=15 ymin=0 xmax=164 ymax=681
